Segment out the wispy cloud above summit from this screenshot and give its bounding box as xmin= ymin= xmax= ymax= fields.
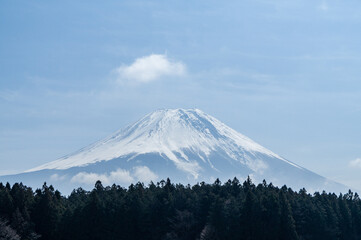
xmin=115 ymin=54 xmax=186 ymax=84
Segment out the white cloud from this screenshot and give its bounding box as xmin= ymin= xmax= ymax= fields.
xmin=50 ymin=174 xmax=66 ymax=181
xmin=115 ymin=54 xmax=186 ymax=83
xmin=349 ymin=158 xmax=361 ymax=168
xmin=109 ymin=169 xmax=134 ymax=183
xmin=247 ymin=159 xmax=268 ymax=174
xmin=133 ymin=166 xmax=158 ymax=183
xmin=71 ymin=172 xmax=105 ymax=185
xmin=174 ymin=160 xmax=202 ymax=179
xmin=70 ymin=166 xmax=159 ymax=185
xmin=318 ymin=1 xmax=328 ymax=11
xmin=71 ymin=169 xmax=133 ymax=185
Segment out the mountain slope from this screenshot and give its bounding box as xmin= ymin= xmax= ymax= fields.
xmin=1 ymin=109 xmax=348 ymax=194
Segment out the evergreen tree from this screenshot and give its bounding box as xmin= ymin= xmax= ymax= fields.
xmin=0 ymin=218 xmax=20 ymax=240
xmin=279 ymin=192 xmax=299 ymax=240
xmin=1 ymin=178 xmax=361 ymax=239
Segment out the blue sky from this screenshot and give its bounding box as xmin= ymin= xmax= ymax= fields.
xmin=1 ymin=0 xmax=361 ymax=190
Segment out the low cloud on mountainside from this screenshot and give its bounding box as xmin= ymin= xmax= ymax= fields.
xmin=68 ymin=166 xmax=158 ymax=185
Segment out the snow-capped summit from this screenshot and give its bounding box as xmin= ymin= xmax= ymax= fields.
xmin=27 ymin=109 xmax=293 ymax=175
xmin=1 ymin=109 xmax=348 ymax=193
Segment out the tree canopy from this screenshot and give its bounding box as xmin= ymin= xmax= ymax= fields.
xmin=0 ymin=178 xmax=360 ymax=240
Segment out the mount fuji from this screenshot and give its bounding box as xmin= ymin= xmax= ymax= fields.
xmin=0 ymin=109 xmax=348 ymax=194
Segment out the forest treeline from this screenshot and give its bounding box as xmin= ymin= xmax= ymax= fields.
xmin=1 ymin=178 xmax=361 ymax=240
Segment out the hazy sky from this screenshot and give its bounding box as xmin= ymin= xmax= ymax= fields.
xmin=1 ymin=0 xmax=361 ymax=190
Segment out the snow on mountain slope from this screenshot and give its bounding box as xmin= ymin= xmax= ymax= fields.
xmin=1 ymin=108 xmax=348 ymax=194
xmin=26 ymin=109 xmax=300 ymax=176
